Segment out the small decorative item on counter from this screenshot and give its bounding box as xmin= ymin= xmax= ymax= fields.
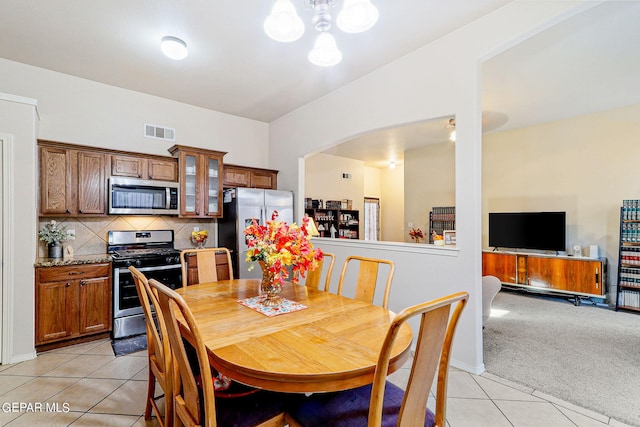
xmin=432 ymin=230 xmax=445 ymax=246
xmin=39 ymin=220 xmax=73 ymax=258
xmin=409 ymin=227 xmax=424 ymax=243
xmin=244 ymin=210 xmax=323 ymax=306
xmin=191 ymin=230 xmax=208 ymax=249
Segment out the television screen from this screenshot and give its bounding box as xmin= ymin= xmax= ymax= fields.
xmin=488 ymin=212 xmax=566 ymax=251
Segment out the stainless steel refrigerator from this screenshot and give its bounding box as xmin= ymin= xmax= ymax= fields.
xmin=218 ymin=187 xmax=294 ymax=279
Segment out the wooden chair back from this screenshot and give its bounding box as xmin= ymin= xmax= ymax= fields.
xmin=303 ymin=252 xmax=335 ymax=292
xmin=149 ymin=278 xmax=216 ymax=427
xmin=180 ymin=248 xmax=233 ymax=287
xmin=129 ymin=266 xmax=174 ymax=427
xmin=336 ymin=256 xmax=395 ymax=308
xmin=370 ymin=291 xmax=468 ymax=427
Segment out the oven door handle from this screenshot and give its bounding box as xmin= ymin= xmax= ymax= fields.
xmin=115 ymin=263 xmax=182 ymax=274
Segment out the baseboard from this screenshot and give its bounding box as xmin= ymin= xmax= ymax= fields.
xmin=451 ymin=358 xmax=485 ymax=375
xmin=5 ymin=350 xmax=37 ymax=365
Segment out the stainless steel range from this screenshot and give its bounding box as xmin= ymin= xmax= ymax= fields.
xmin=108 ymin=230 xmax=182 ymax=339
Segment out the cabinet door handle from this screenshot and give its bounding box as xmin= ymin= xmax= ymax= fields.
xmin=595 ymin=268 xmax=599 ymax=289
xmin=65 ymin=209 xmax=71 ymax=214
xmin=78 ymin=209 xmax=83 ymax=214
xmin=68 ymin=271 xmax=85 ymax=275
xmin=65 ymin=282 xmax=70 ymax=287
xmin=80 ymin=281 xmax=86 ymax=286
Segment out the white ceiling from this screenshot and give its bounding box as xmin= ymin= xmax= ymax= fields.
xmin=1 ymin=1 xmax=639 ymax=168
xmin=0 ymin=0 xmax=509 ymax=122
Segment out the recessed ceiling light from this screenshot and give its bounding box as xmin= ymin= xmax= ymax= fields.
xmin=161 ymin=36 xmax=188 ymax=60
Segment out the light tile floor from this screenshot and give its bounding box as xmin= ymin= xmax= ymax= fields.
xmin=0 ymin=339 xmax=634 ymax=427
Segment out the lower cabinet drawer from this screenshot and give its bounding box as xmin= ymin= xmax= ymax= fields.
xmin=38 ymin=263 xmax=110 ymax=282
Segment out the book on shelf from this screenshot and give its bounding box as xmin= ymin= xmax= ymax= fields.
xmin=618 ymin=289 xmax=640 ymax=309
xmin=622 ymin=199 xmax=640 ymax=221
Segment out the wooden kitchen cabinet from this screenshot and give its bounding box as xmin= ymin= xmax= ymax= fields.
xmin=35 ymin=263 xmax=112 ymax=350
xmin=111 ymin=153 xmax=178 ymax=181
xmin=223 ymin=164 xmax=278 ymax=189
xmin=39 ymin=141 xmax=109 ymax=216
xmin=169 ymin=145 xmax=226 ymax=218
xmin=483 ymin=251 xmax=606 ymax=301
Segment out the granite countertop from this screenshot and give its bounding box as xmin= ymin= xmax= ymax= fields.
xmin=34 ymin=253 xmax=112 ymax=268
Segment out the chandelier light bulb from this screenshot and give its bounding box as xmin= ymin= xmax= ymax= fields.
xmin=308 ymin=32 xmax=342 ymax=66
xmin=264 ymin=0 xmax=305 ymax=42
xmin=337 ymin=0 xmax=379 ymax=33
xmin=160 ymin=36 xmax=188 ymax=60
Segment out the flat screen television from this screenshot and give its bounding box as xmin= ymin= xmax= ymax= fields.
xmin=488 ymin=211 xmax=566 ymax=252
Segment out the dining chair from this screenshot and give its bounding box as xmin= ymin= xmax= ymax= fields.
xmin=129 ymin=266 xmax=175 ymax=427
xmin=180 ymin=247 xmax=233 ymax=287
xmin=303 ymin=252 xmax=335 ymax=292
xmin=336 ymin=256 xmax=395 ymax=308
xmin=286 ymin=291 xmax=469 ymax=427
xmin=148 ymin=278 xmax=300 ymax=427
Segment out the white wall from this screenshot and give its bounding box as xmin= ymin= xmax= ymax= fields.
xmin=269 ymin=2 xmax=593 ymax=373
xmin=0 ymin=59 xmax=269 ymax=165
xmin=305 ymin=153 xmax=365 ymax=215
xmin=0 ymin=95 xmax=38 ymax=363
xmin=363 ymin=166 xmax=381 ymax=200
xmin=405 ymin=142 xmax=456 ymax=243
xmin=380 ymin=164 xmax=404 ymax=242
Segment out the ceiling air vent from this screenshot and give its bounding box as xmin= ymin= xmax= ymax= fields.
xmin=144 ymin=124 xmax=176 ymax=141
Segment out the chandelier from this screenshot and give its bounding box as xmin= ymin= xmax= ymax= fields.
xmin=264 ymin=0 xmax=379 ymax=67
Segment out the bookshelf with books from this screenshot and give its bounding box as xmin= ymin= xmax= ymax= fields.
xmin=429 ymin=206 xmax=455 ymax=244
xmin=305 ymin=208 xmax=359 ymax=239
xmin=617 ymin=200 xmax=640 ymax=313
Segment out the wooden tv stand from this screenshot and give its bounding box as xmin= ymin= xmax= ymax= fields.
xmin=482 ymin=250 xmax=607 ymax=304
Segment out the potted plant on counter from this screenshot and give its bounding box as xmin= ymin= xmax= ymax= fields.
xmin=39 ymin=220 xmax=73 ymax=258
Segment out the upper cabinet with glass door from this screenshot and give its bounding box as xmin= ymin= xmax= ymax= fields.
xmin=169 ymin=145 xmax=226 ymax=218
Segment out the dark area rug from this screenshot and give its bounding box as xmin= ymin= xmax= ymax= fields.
xmin=484 ymin=290 xmax=640 ymax=427
xmin=111 ymin=334 xmax=147 ymax=356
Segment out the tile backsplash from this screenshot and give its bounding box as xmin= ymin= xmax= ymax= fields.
xmin=38 ymin=216 xmax=217 ymax=257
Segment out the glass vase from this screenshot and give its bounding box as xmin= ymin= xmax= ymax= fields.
xmin=259 ymin=261 xmax=283 ymax=306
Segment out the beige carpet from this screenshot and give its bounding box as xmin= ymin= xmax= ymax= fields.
xmin=483 ymin=290 xmax=640 ymax=427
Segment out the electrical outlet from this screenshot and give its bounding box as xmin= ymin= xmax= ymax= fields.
xmin=67 ymin=230 xmax=76 ymax=240
xmin=193 ymin=226 xmax=200 ymax=232
xmin=408 ymin=222 xmax=413 ymax=228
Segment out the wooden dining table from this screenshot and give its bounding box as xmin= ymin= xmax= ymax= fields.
xmin=174 ymin=279 xmax=413 ymax=393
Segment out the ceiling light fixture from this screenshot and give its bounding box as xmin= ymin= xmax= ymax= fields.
xmin=447 ymin=118 xmax=456 ymax=142
xmin=161 ymin=36 xmax=188 ymax=60
xmin=264 ymin=0 xmax=379 ymax=67
xmin=389 ymin=160 xmax=396 ymax=169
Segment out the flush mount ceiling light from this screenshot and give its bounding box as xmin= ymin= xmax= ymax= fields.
xmin=388 ymin=160 xmax=396 ymax=169
xmin=264 ymin=0 xmax=379 ymax=66
xmin=161 ymin=36 xmax=188 ymax=60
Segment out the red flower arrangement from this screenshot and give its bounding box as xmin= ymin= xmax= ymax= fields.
xmin=409 ymin=227 xmax=424 ymax=243
xmin=244 ymin=211 xmax=323 ymax=285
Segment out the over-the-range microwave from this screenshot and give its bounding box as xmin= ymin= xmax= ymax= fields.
xmin=109 ymin=176 xmax=179 ymax=215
